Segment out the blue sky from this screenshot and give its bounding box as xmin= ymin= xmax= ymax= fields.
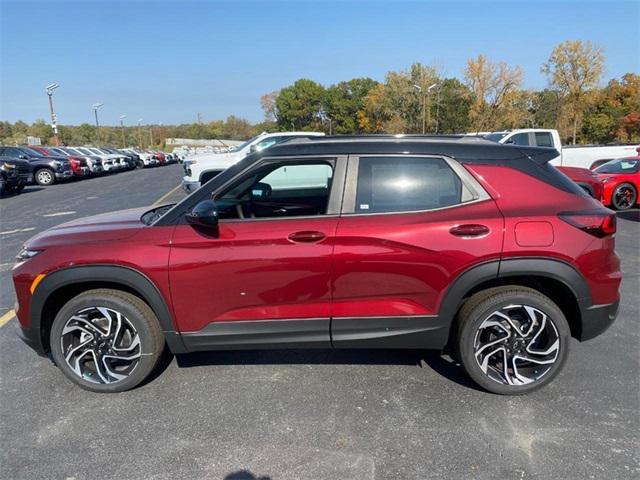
xmin=1 ymin=0 xmax=638 ymax=125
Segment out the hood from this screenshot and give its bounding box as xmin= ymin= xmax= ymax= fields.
xmin=0 ymin=157 xmax=30 ymax=168
xmin=26 ymin=207 xmax=150 ymax=249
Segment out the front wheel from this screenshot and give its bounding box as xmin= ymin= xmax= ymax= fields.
xmin=456 ymin=286 xmax=570 ymax=395
xmin=611 ymin=183 xmax=637 ymax=210
xmin=34 ymin=168 xmax=55 ymax=186
xmin=49 ymin=289 xmax=164 ymax=393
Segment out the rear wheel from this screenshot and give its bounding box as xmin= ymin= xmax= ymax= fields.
xmin=34 ymin=168 xmax=55 ymax=186
xmin=49 ymin=289 xmax=164 ymax=393
xmin=611 ymin=183 xmax=637 ymax=210
xmin=456 ymin=286 xmax=570 ymax=395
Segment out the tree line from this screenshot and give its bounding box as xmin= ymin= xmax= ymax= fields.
xmin=1 ymin=40 xmax=638 ymax=148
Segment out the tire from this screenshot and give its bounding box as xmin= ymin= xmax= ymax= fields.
xmin=34 ymin=168 xmax=55 ymax=186
xmin=49 ymin=289 xmax=164 ymax=393
xmin=611 ymin=183 xmax=637 ymax=211
xmin=12 ymin=184 xmax=25 ymax=193
xmin=456 ymin=286 xmax=570 ymax=395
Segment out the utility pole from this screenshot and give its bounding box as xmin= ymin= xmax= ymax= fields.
xmin=45 ymin=83 xmax=60 ymax=146
xmin=93 ymin=103 xmax=103 ymax=146
xmin=119 ymin=115 xmax=127 ymax=147
xmin=413 ymin=83 xmax=437 ymax=134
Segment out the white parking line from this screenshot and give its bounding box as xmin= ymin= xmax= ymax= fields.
xmin=42 ymin=211 xmax=76 ymax=217
xmin=0 ymin=227 xmax=35 ymax=236
xmin=0 ymin=310 xmax=16 ymax=328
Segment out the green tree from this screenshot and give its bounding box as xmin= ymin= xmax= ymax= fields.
xmin=433 ymin=78 xmax=472 ymax=134
xmin=323 ymin=77 xmax=379 ymax=134
xmin=275 ymin=79 xmax=325 ymax=131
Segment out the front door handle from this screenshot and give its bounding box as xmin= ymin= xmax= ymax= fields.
xmin=288 ymin=231 xmax=326 ymax=243
xmin=449 ymin=224 xmax=490 ymax=237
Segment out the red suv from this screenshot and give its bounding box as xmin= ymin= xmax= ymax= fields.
xmin=12 ymin=136 xmax=621 ymax=394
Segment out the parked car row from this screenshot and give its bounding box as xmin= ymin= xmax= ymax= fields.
xmin=0 ymin=145 xmax=178 ymax=195
xmin=557 ymin=149 xmax=639 ymax=210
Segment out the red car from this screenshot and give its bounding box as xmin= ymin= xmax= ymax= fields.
xmin=30 ymin=146 xmax=89 ymax=178
xmin=594 ymin=156 xmax=639 ymax=210
xmin=12 ymin=137 xmax=620 ymax=395
xmin=556 ymin=166 xmax=603 ymax=200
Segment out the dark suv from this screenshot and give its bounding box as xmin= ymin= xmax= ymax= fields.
xmin=12 ymin=136 xmax=621 ymax=394
xmin=0 ymin=155 xmax=32 ymax=195
xmin=0 ymin=146 xmax=73 ymax=185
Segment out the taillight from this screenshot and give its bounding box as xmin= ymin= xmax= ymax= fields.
xmin=559 ymin=210 xmax=616 ymax=238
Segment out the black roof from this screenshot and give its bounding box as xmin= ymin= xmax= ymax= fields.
xmin=262 ymin=135 xmax=559 ymax=165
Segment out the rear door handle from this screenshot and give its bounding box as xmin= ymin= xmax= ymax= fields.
xmin=449 ymin=224 xmax=490 ymax=237
xmin=288 ymin=231 xmax=326 ymax=243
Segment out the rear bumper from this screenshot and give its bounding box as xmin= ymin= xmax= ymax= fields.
xmin=579 ymin=299 xmax=619 ymax=341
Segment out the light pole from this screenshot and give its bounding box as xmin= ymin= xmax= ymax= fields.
xmin=138 ymin=118 xmax=143 ymax=149
xmin=93 ymin=103 xmax=103 ymax=146
xmin=119 ymin=115 xmax=127 ymax=147
xmin=413 ymin=83 xmax=437 ymax=134
xmin=45 ymin=83 xmax=60 ymax=146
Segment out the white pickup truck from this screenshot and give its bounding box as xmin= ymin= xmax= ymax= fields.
xmin=480 ymin=129 xmax=639 ymax=169
xmin=181 ymin=131 xmax=325 ymax=193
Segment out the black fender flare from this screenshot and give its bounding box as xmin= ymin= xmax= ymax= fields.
xmin=31 ymin=265 xmax=187 ymax=353
xmin=437 ymin=257 xmax=591 ymax=345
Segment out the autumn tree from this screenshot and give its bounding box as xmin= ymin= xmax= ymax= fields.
xmin=260 ymin=91 xmax=279 ymax=122
xmin=543 ymin=40 xmax=605 ymax=144
xmin=464 ymin=55 xmax=523 ymax=131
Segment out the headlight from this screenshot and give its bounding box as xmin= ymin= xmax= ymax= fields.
xmin=2 ymin=162 xmax=16 ymax=170
xmin=16 ymin=248 xmax=42 ymax=262
xmin=51 ymin=160 xmax=62 ymax=168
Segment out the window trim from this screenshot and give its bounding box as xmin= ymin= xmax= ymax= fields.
xmin=341 ymin=154 xmax=490 ymax=216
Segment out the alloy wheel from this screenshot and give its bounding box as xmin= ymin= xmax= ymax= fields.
xmin=60 ymin=306 xmax=142 ymax=384
xmin=612 ymin=184 xmax=636 ymax=210
xmin=473 ymin=304 xmax=560 ymax=386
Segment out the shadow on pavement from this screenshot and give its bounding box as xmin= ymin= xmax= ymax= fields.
xmin=169 ymin=348 xmax=482 ymax=392
xmin=617 ymin=209 xmax=639 ymax=222
xmin=225 ymin=471 xmax=272 ymax=480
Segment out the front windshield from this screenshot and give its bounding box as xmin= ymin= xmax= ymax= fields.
xmin=595 ymin=158 xmax=639 ymax=174
xmin=228 ymin=136 xmax=259 ymax=152
xmin=78 ymin=148 xmax=93 ymax=155
xmin=20 ymin=147 xmax=44 ymax=156
xmin=483 ymin=133 xmax=508 ymax=143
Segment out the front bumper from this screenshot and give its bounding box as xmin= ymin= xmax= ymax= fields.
xmin=579 ymin=299 xmax=619 ymax=341
xmin=55 ymin=170 xmax=73 ymax=180
xmin=182 ymin=178 xmax=200 ymax=193
xmin=17 ymin=324 xmax=47 ymax=357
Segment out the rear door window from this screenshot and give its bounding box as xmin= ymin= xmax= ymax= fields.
xmin=534 ymin=132 xmax=554 ymax=147
xmin=354 ymin=157 xmax=464 ymax=213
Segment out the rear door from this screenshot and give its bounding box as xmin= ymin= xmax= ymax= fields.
xmin=331 ymin=155 xmax=504 ymax=348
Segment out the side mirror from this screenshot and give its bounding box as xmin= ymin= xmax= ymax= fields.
xmin=249 ymin=144 xmax=258 ymax=153
xmin=18 ymin=154 xmax=28 ymax=159
xmin=185 ymin=199 xmax=219 ymax=229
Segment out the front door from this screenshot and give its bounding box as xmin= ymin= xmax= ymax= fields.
xmin=169 ymin=156 xmax=345 ymax=350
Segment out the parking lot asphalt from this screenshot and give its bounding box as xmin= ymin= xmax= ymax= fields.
xmin=0 ymin=166 xmax=638 ymax=480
